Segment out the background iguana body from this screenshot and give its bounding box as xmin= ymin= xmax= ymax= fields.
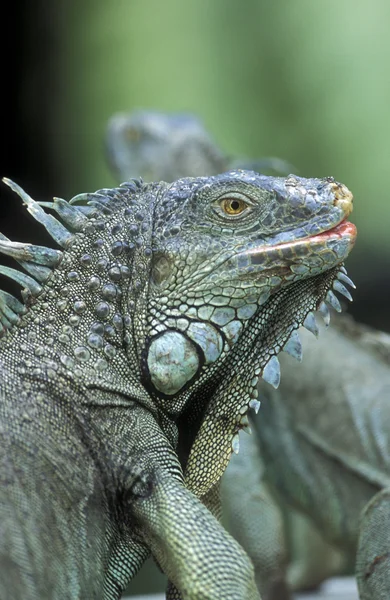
xmin=105 ymin=110 xmax=390 ymax=600
xmin=225 ymin=317 xmax=390 ymax=600
xmin=0 ymin=170 xmax=355 ymax=599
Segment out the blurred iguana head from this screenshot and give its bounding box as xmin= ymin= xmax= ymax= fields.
xmin=0 ymin=169 xmax=356 ymax=494
xmin=106 ymin=110 xmax=227 ymax=182
xmin=105 ymin=109 xmax=294 ymax=183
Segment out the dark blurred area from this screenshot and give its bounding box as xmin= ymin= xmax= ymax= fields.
xmin=1 ymin=3 xmax=60 ymax=248
xmin=0 ymin=0 xmax=389 ymax=336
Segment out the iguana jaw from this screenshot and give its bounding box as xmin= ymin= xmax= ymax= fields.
xmin=183 ymin=264 xmax=356 ymax=496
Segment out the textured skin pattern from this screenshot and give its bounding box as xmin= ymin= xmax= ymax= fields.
xmin=0 ymin=166 xmax=355 ymax=599
xmin=105 ymin=110 xmax=390 ymax=600
xmin=356 ymin=488 xmax=390 ymax=599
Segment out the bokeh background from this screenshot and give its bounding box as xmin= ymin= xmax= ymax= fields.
xmin=1 ymin=1 xmax=389 ymax=595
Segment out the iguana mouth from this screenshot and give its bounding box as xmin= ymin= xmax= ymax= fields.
xmin=245 ymin=219 xmax=357 ymax=270
xmin=279 ymin=219 xmax=357 ymax=248
xmin=243 ymin=179 xmax=356 ymax=264
xmin=331 ymin=219 xmax=357 ymax=237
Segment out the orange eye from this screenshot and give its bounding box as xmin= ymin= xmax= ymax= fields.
xmin=220 ymin=197 xmax=248 ymax=216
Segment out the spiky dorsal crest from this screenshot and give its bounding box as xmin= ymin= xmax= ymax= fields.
xmin=0 ymin=178 xmax=144 ymax=337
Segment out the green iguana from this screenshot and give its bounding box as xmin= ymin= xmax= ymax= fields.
xmin=0 ymin=159 xmax=356 ymax=599
xmin=105 ymin=110 xmax=390 ymax=600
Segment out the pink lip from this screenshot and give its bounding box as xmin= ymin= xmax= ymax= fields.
xmin=243 ymin=220 xmax=357 ymax=263
xmin=305 ymin=219 xmax=357 ymax=243
xmin=272 ymin=219 xmax=357 ymax=251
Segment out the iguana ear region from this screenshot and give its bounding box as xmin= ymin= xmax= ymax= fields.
xmin=150 ymin=253 xmax=173 ymax=285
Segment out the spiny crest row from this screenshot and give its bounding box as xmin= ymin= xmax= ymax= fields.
xmin=0 ymin=178 xmax=143 ymax=336
xmin=230 ymin=266 xmax=355 ymax=454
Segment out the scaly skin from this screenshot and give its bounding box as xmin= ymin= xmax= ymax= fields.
xmin=0 ymin=169 xmax=355 ymax=599
xmin=105 ymin=110 xmax=390 ymax=600
xmin=223 ymin=316 xmax=390 ymax=600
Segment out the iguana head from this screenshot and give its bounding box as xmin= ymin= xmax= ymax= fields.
xmin=0 ymin=170 xmax=356 ymax=495
xmin=144 ymin=170 xmax=355 ymax=399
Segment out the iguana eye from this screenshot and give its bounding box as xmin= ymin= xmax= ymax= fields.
xmin=125 ymin=126 xmax=141 ymax=142
xmin=220 ymin=197 xmax=249 ymax=216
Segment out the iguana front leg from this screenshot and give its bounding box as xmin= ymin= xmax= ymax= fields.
xmin=134 ymin=474 xmax=259 ymax=600
xmin=356 ymin=488 xmax=390 ymax=599
xmin=91 ymin=403 xmax=259 ymax=600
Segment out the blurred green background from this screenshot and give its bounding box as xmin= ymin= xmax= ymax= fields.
xmin=0 ymin=0 xmax=389 ymax=594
